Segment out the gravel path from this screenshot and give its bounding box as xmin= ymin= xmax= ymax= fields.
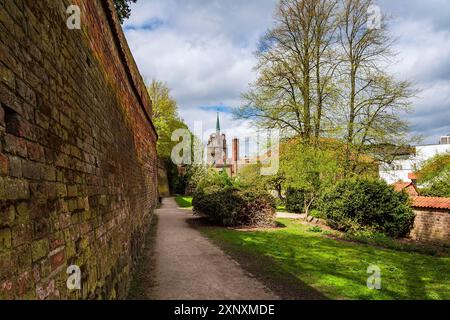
xmin=148 ymin=197 xmax=279 ymax=300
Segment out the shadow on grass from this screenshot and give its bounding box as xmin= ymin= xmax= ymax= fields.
xmin=186 ymin=218 xmax=328 ymax=300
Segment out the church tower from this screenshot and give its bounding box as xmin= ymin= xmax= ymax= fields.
xmin=207 ymin=113 xmax=227 ymax=166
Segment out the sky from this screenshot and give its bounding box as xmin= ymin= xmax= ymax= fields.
xmin=123 ymin=0 xmax=450 ymax=146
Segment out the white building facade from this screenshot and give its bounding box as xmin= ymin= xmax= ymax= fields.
xmin=379 ymin=135 xmax=450 ymax=184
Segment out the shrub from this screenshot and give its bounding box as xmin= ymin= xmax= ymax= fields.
xmin=320 ymin=178 xmax=415 ymax=238
xmin=420 ymin=175 xmax=450 ymax=197
xmin=285 ymin=188 xmax=305 ymax=213
xmin=192 ymin=186 xmax=276 ymax=227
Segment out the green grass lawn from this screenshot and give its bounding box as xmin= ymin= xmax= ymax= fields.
xmin=175 ymin=195 xmax=193 ymax=208
xmin=199 ymin=218 xmax=450 ymax=300
xmin=276 ymin=205 xmax=287 ymax=212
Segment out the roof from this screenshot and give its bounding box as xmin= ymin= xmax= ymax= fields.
xmin=412 ymin=196 xmax=450 ymax=210
xmin=393 ymin=182 xmax=419 ymax=196
xmin=408 ymin=172 xmax=417 ymax=180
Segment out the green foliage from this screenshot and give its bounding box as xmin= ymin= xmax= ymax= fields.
xmin=417 ymin=153 xmax=450 ymax=197
xmin=147 ymin=80 xmax=199 ymax=195
xmin=113 ymin=0 xmax=137 ymax=23
xmin=195 ymin=168 xmax=233 ymax=192
xmin=308 ymin=226 xmax=323 ymax=233
xmin=280 ymin=139 xmax=348 ymax=214
xmin=148 ymin=80 xmax=189 ymax=159
xmin=285 ymin=188 xmax=306 ymax=213
xmin=309 ymin=209 xmax=325 ymax=219
xmin=237 ymin=164 xmax=268 ymax=189
xmin=320 ymin=178 xmax=415 ymax=238
xmin=175 ymin=196 xmax=193 ymax=208
xmin=421 ymin=178 xmax=450 ymax=197
xmin=192 ymin=169 xmax=276 ymax=227
xmin=193 ymin=186 xmax=276 ymax=227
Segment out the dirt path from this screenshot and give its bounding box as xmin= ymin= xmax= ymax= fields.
xmin=146 ymin=197 xmax=279 ymax=300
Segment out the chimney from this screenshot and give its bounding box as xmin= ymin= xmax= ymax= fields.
xmin=440 ymin=135 xmax=450 ymax=145
xmin=408 ymin=172 xmax=417 ymax=186
xmin=232 ymin=138 xmax=239 ymax=176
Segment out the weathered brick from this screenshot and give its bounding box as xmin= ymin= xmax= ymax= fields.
xmin=13 ymin=245 xmax=31 ymax=273
xmin=49 ymin=248 xmax=65 ymax=271
xmin=0 ymin=0 xmax=158 ymax=300
xmin=15 ymin=202 xmax=29 ymax=224
xmin=31 ymin=238 xmax=49 ymax=262
xmin=16 ymin=78 xmax=36 ymax=107
xmin=26 ymin=142 xmax=44 ymax=162
xmin=0 ymin=63 xmax=15 ymax=90
xmin=7 ymin=155 xmax=21 ymax=178
xmin=0 ymin=251 xmax=13 ymax=279
xmin=4 ymin=178 xmax=29 ymax=200
xmin=11 ymin=223 xmax=32 ymax=248
xmin=0 ymin=153 xmax=8 ymax=176
xmin=0 ymin=205 xmax=15 ymax=227
xmin=0 ymin=228 xmax=12 ymax=251
xmin=22 ymin=160 xmax=41 ymax=180
xmin=3 ymin=134 xmax=27 ymax=157
xmin=67 ymin=185 xmax=78 ymax=197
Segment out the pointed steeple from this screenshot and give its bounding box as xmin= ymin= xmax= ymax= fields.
xmin=216 ymin=112 xmax=220 ymax=133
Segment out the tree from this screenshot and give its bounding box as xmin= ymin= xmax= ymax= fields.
xmin=336 ymin=0 xmax=416 ymax=173
xmin=280 ymin=138 xmax=343 ymax=214
xmin=147 ymin=80 xmax=188 ymax=158
xmin=417 ymin=153 xmax=450 ymax=197
xmin=235 ymin=0 xmax=416 ymax=175
xmin=235 ymin=0 xmax=339 ymax=140
xmin=113 ymin=0 xmax=137 ymax=23
xmin=147 ymin=80 xmax=194 ymax=194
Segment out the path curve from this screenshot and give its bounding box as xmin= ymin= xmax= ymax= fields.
xmin=149 ymin=197 xmax=279 ymax=300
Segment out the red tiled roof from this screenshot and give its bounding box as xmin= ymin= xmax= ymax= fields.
xmin=412 ymin=196 xmax=450 ymax=210
xmin=394 ymin=182 xmax=410 ymax=192
xmin=393 ymin=182 xmax=419 ymax=196
xmin=408 ymin=172 xmax=417 ymax=180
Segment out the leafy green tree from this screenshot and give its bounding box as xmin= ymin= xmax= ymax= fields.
xmin=147 ymin=80 xmax=195 ymax=194
xmin=234 ymin=0 xmax=416 ymax=176
xmin=281 ymin=139 xmax=342 ymax=214
xmin=113 ymin=0 xmax=137 ymax=23
xmin=417 ymin=153 xmax=450 ymax=197
xmin=147 ymin=80 xmax=188 ymax=159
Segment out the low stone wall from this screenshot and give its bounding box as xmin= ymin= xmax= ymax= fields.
xmin=409 ymin=209 xmax=450 ymax=246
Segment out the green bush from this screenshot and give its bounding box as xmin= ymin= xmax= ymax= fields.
xmin=285 ymin=188 xmax=305 ymax=213
xmin=320 ymin=178 xmax=415 ymax=238
xmin=192 ymin=186 xmax=276 ymax=227
xmin=420 ymin=176 xmax=450 ymax=197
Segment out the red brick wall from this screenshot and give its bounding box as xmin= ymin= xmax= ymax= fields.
xmin=410 ymin=209 xmax=450 ymax=246
xmin=0 ymin=0 xmax=158 ymax=299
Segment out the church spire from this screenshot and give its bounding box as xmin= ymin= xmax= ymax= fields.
xmin=216 ymin=112 xmax=220 ymax=133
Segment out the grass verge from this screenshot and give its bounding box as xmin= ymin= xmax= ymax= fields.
xmin=175 ymin=195 xmax=193 ymax=208
xmin=199 ymin=218 xmax=450 ymax=300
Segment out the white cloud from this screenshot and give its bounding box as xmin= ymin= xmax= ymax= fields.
xmin=124 ymin=0 xmax=450 ymax=145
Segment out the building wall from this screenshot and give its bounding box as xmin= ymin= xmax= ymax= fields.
xmin=0 ymin=0 xmax=157 ymax=299
xmin=380 ymin=143 xmax=450 ymax=184
xmin=410 ymin=209 xmax=450 ymax=245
